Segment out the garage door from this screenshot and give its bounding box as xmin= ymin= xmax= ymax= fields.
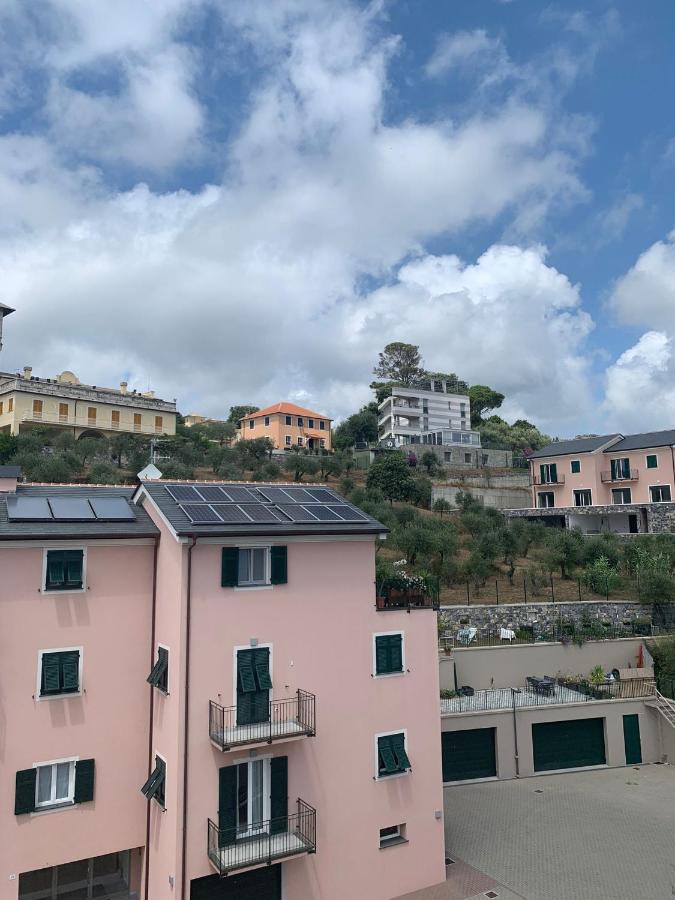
xmin=532 ymin=718 xmax=606 ymax=772
xmin=190 ymin=865 xmax=281 ymax=900
xmin=442 ymin=728 xmax=496 ymax=781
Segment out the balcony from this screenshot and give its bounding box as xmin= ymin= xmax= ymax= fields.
xmin=209 ymin=691 xmax=316 ymax=751
xmin=376 ymin=577 xmax=440 ymax=611
xmin=532 ymin=474 xmax=565 ymax=486
xmin=208 ymin=800 xmax=316 ymax=875
xmin=20 ymin=411 xmax=162 ymax=436
xmin=601 ymin=469 xmax=639 ymax=483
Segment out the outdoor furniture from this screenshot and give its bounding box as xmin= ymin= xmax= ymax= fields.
xmin=458 ymin=686 xmax=474 ymax=697
xmin=457 ymin=627 xmax=477 ymax=646
xmin=527 ymin=676 xmax=555 ymax=696
xmin=500 ymin=628 xmax=516 ymax=642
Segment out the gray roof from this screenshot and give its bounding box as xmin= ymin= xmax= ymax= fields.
xmin=0 ymin=465 xmax=21 ymax=478
xmin=604 ymin=430 xmax=675 ymax=452
xmin=0 ymin=485 xmax=159 ymax=541
xmin=529 ymin=435 xmax=621 ymax=459
xmin=138 ymin=481 xmax=387 ymax=538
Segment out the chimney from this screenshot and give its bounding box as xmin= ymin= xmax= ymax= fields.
xmin=0 ymin=465 xmax=22 ymax=493
xmin=23 ymin=366 xmax=32 ymax=380
xmin=120 ymin=381 xmax=128 ymax=394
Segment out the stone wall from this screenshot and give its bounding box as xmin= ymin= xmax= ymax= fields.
xmin=439 ymin=600 xmax=648 ymax=637
xmin=505 ymin=501 xmax=675 ymax=534
xmin=432 ymin=472 xmax=531 ymax=511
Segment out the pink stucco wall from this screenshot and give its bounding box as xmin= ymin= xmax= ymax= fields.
xmin=0 ymin=478 xmax=18 ymax=492
xmin=0 ymin=542 xmax=153 ymax=900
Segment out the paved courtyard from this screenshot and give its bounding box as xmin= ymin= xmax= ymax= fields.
xmin=399 ymin=764 xmax=675 ymax=900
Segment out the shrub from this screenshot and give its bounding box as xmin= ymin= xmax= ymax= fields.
xmin=583 ymin=555 xmax=621 ymax=595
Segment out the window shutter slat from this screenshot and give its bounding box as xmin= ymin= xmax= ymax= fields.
xmin=218 ymin=765 xmax=237 ymax=847
xmin=378 ymin=736 xmax=398 ymax=774
xmin=65 ymin=551 xmax=83 ymax=587
xmin=74 ymin=759 xmax=95 ymax=804
xmin=47 ymin=552 xmax=66 ymax=587
xmin=389 ymin=635 xmax=403 ymax=672
xmin=270 ymin=546 xmax=288 ymax=585
xmin=270 ymin=756 xmax=288 ymax=835
xmin=375 ymin=636 xmax=389 ymax=674
xmin=147 ymin=657 xmax=164 ymax=687
xmin=221 ymin=548 xmax=239 ymax=587
xmin=391 ymin=733 xmax=411 ymax=770
xmin=15 ymin=769 xmax=37 ymax=815
xmin=236 ymin=691 xmax=254 ymax=726
xmin=41 ymin=657 xmax=62 ymax=695
xmin=61 ymin=653 xmax=80 ymax=692
xmin=237 ymin=651 xmax=257 ymax=693
xmin=253 ymin=648 xmax=273 ymax=690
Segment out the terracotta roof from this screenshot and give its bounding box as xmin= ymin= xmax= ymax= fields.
xmin=304 ymin=430 xmax=325 ymax=439
xmin=240 ymin=402 xmax=331 ymax=421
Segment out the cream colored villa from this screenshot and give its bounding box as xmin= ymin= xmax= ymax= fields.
xmin=237 ymin=402 xmax=332 ymax=451
xmin=0 ymin=367 xmax=177 ymax=439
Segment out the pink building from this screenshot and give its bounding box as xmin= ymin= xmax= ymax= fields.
xmin=511 ymin=430 xmax=675 ymax=533
xmin=1 ymin=474 xmax=446 ymax=900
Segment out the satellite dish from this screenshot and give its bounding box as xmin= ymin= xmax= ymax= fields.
xmin=137 ymin=463 xmax=162 ymax=481
xmin=386 ymin=439 xmax=396 ymax=449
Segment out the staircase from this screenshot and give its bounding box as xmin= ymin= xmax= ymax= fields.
xmin=646 ymin=683 xmax=675 ymax=729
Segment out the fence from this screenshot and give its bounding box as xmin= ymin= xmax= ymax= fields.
xmin=439 ymin=623 xmax=675 ymax=651
xmin=455 ymin=573 xmax=654 ymax=606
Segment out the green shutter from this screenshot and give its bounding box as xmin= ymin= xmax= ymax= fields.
xmin=647 ymin=455 xmax=658 ymax=469
xmin=236 ymin=691 xmax=254 ymax=726
xmin=15 ymin=769 xmax=36 ymax=815
xmin=610 ymin=459 xmax=617 ymax=480
xmin=375 ymin=635 xmax=403 ymax=675
xmin=571 ymin=460 xmax=580 ymax=474
xmin=378 ymin=736 xmax=398 ymax=775
xmin=623 ymin=714 xmax=642 ymax=765
xmin=141 ymin=759 xmax=165 ymax=804
xmin=539 ymin=464 xmax=546 ymax=483
xmin=41 ymin=656 xmax=62 ymax=695
xmin=237 ymin=651 xmax=257 ymax=693
xmin=270 ymin=756 xmax=288 ymax=835
xmin=218 ymin=765 xmax=237 ymax=847
xmin=253 ymin=649 xmax=273 ymax=690
xmin=47 ymin=551 xmax=65 ymax=587
xmin=389 ymin=635 xmax=403 ymax=672
xmin=252 ymin=691 xmax=270 ymax=724
xmin=61 ymin=652 xmax=80 ymax=693
xmin=221 ymin=548 xmax=239 ymax=587
xmin=74 ymin=759 xmax=95 ymax=804
xmin=147 ymin=648 xmax=169 ymax=691
xmin=64 ymin=551 xmax=83 ymax=587
xmin=621 ymin=458 xmax=630 ymax=478
xmin=391 ymin=733 xmax=411 ymax=770
xmin=549 ymin=463 xmax=557 ymax=483
xmin=270 ymin=546 xmax=287 ymax=585
xmin=375 ymin=637 xmax=390 ymax=675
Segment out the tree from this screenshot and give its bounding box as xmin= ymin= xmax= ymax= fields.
xmin=197 ymin=421 xmax=236 ymax=445
xmin=227 ymin=405 xmax=259 ymax=424
xmin=372 ymin=342 xmax=425 ymax=386
xmin=332 ymin=405 xmax=379 ymax=450
xmin=420 ymin=450 xmax=441 ymax=476
xmin=89 ymin=462 xmax=120 ymax=484
xmin=543 ymin=529 xmax=583 ymax=579
xmin=366 ymin=452 xmax=416 ymax=504
xmin=410 ymin=473 xmax=432 ymax=508
xmin=234 ymin=437 xmax=274 ymax=468
xmin=318 ymin=454 xmax=343 ymax=480
xmin=433 ymin=498 xmax=452 ymax=518
xmin=392 ymin=522 xmax=435 ymax=566
xmin=0 ymin=432 xmax=17 ymax=463
xmin=283 ymin=454 xmax=320 ymax=482
xmin=468 ymin=385 xmax=505 ymax=427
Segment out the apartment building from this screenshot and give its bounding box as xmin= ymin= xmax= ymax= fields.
xmin=378 ymin=381 xmax=480 ymax=450
xmin=1 ymin=475 xmax=446 ymax=900
xmin=0 ymin=368 xmax=177 ymax=439
xmin=237 ymin=403 xmax=332 ymax=452
xmin=506 ymin=430 xmax=675 ymax=534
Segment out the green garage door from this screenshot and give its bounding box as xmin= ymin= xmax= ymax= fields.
xmin=532 ymin=718 xmax=606 ymax=772
xmin=442 ymin=728 xmax=496 ymax=782
xmin=190 ymin=865 xmax=281 ymax=900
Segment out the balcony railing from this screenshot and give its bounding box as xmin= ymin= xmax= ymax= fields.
xmin=376 ymin=577 xmax=440 ymax=611
xmin=601 ymin=469 xmax=639 ymax=483
xmin=20 ymin=411 xmax=165 ymax=436
xmin=208 ymin=799 xmax=316 ymax=876
xmin=209 ymin=690 xmax=316 ymax=751
xmin=532 ymin=474 xmax=565 ymax=485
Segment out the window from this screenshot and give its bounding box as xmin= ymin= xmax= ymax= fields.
xmin=59 ymin=402 xmax=68 ymax=422
xmin=236 ymin=647 xmax=272 ymax=726
xmin=285 ymin=415 xmax=292 ymax=425
xmin=154 ymin=415 xmax=163 ymax=433
xmin=45 ymin=549 xmax=84 ymax=592
xmin=36 ymin=760 xmax=76 ymax=808
xmin=111 ymin=409 xmax=120 ymax=428
xmin=33 ymin=399 xmax=43 ymax=419
xmin=87 ymin=407 xmax=96 ymax=424
xmin=571 ymin=460 xmax=581 ymax=474
xmin=537 ymin=492 xmax=554 ymax=508
xmin=285 ymin=435 xmax=291 ymax=446
xmin=141 ymin=755 xmax=166 ymax=808
xmin=539 ymin=463 xmax=558 ymax=484
xmin=464 ymin=453 xmax=471 ymax=463
xmin=444 ymin=451 xmax=452 ymax=462
xmin=15 ymin=759 xmax=94 ymax=815
xmin=134 ymin=413 xmax=142 ymax=432
xmin=650 ymin=485 xmax=672 ymax=503
xmin=379 ymin=824 xmax=407 ymax=848
xmin=147 ymin=646 xmax=169 ymax=693
xmin=319 ymin=420 xmax=326 ymax=430
xmin=297 ymin=417 xmax=304 ymax=427
xmin=0 ymin=401 xmax=3 ymax=414
xmin=320 ymin=438 xmax=325 ymax=449
xmin=297 ymin=436 xmax=304 ymax=446
xmin=374 ymin=633 xmax=403 ymax=676
xmin=377 ymin=733 xmax=411 ymax=777
xmin=647 ymin=454 xmax=658 ymax=469
xmin=574 ymin=489 xmax=592 ymax=507
xmin=264 ymin=416 xmax=270 ymax=426
xmin=8 ymin=397 xmax=13 ymax=412
xmin=39 ymin=650 xmax=80 ymax=697
xmin=307 ymin=418 xmax=314 ymax=429
xmin=249 ymin=419 xmax=254 ymax=429
xmin=612 ymin=488 xmax=632 ymax=504
xmin=221 ymin=546 xmax=287 ymax=588
xmin=610 ymin=458 xmax=631 ymax=480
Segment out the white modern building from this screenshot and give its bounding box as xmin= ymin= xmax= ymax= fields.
xmin=378 ymin=381 xmax=481 ymax=449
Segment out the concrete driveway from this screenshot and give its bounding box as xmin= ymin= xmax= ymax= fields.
xmin=400 ymin=764 xmax=675 ymax=900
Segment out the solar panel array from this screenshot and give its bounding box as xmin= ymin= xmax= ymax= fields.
xmin=164 ymin=484 xmax=369 ymax=526
xmin=7 ymin=495 xmax=137 ymax=522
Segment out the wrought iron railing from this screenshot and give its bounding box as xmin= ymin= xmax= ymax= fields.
xmin=532 ymin=474 xmax=565 ymax=485
xmin=209 ymin=690 xmax=316 ymax=751
xmin=208 ymin=799 xmax=316 ymax=875
xmin=376 ymin=577 xmax=440 ymax=611
xmin=601 ymin=468 xmax=639 ymax=482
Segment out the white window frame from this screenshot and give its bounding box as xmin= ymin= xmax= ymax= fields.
xmin=573 ymin=489 xmax=592 ymax=507
xmin=319 ymin=420 xmax=325 ymax=430
xmin=264 ymin=416 xmax=270 ymax=426
xmin=285 ymin=416 xmax=292 ymax=425
xmin=297 ymin=437 xmax=304 ymax=446
xmin=645 ymin=454 xmax=659 ymax=470
xmin=649 ymin=484 xmax=672 ymax=503
xmin=297 ymin=417 xmax=304 ymax=427
xmin=379 ymin=823 xmax=407 ymax=848
xmin=611 ymin=487 xmax=632 ymax=505
xmin=36 ymin=646 xmax=83 ymax=701
xmin=42 ymin=547 xmax=87 ymax=595
xmin=372 ymin=631 xmax=405 ymax=679
xmin=320 ymin=438 xmax=325 ymax=449
xmin=234 ymin=545 xmax=271 ymax=589
xmin=374 ymin=728 xmax=410 ymax=781
xmin=232 ymin=642 xmax=273 ymax=708
xmin=33 ymin=757 xmax=77 ymax=809
xmin=285 ymin=435 xmax=292 ymax=446
xmin=537 ymin=492 xmax=554 ymax=509
xmin=248 ymin=419 xmax=254 ymax=429
xmin=570 ymin=459 xmax=581 ymax=474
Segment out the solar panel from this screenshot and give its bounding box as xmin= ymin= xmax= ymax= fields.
xmin=166 ymin=485 xmax=201 ymax=502
xmin=209 ymin=505 xmax=253 ymax=523
xmin=239 ymin=504 xmax=284 ymax=523
xmin=330 ymin=504 xmax=369 ymax=521
xmin=48 ymin=497 xmax=96 ymax=520
xmin=275 ymin=505 xmax=319 ymax=522
xmin=6 ymin=495 xmax=53 ymax=520
xmin=258 ymin=487 xmax=295 ymax=504
xmin=220 ymin=487 xmax=258 ymax=503
xmin=305 ymin=488 xmax=337 ymax=503
xmin=195 ymin=485 xmax=228 ymax=503
xmin=302 ymin=505 xmax=341 ymax=521
xmin=180 ymin=504 xmax=223 ymax=523
xmin=279 ymin=487 xmax=316 ymax=502
xmin=89 ymin=497 xmax=136 ymax=520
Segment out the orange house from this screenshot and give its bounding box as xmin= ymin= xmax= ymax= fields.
xmin=238 ymin=402 xmax=333 ymax=451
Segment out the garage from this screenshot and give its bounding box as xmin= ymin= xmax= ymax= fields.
xmin=190 ymin=865 xmax=281 ymax=900
xmin=442 ymin=727 xmax=496 ymax=782
xmin=532 ymin=718 xmax=606 ymax=772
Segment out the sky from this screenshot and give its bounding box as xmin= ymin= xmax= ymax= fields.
xmin=1 ymin=0 xmax=675 ymax=437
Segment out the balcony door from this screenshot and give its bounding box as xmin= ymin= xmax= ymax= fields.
xmin=236 ymin=648 xmax=271 ymax=727
xmin=236 ymin=759 xmax=270 ymax=839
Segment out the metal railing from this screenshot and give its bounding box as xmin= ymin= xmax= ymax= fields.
xmin=532 ymin=474 xmax=565 ymax=485
xmin=208 ymin=799 xmax=316 ymax=875
xmin=439 ymin=623 xmax=673 ymax=651
xmin=209 ymin=690 xmax=316 ymax=751
xmin=376 ymin=577 xmax=440 ymax=611
xmin=601 ymin=468 xmax=639 ymax=482
xmin=20 ymin=411 xmax=165 ymax=436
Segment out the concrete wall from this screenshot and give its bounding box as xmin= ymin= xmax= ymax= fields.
xmin=432 ymin=473 xmax=531 ymax=510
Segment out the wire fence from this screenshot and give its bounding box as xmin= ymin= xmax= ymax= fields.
xmin=439 ymin=623 xmax=675 ymax=651
xmin=449 ymin=573 xmax=655 ymax=606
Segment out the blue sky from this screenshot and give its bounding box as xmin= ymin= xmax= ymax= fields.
xmin=1 ymin=0 xmax=675 ymax=435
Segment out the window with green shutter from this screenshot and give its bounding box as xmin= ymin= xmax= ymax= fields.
xmin=570 ymin=460 xmax=581 ymax=474
xmin=147 ymin=646 xmax=169 ymax=693
xmin=141 ymin=756 xmax=165 ymax=807
xmin=647 ymin=454 xmax=658 ymax=469
xmin=40 ymin=650 xmax=80 ymax=696
xmin=375 ymin=634 xmax=403 ymax=675
xmin=45 ymin=549 xmax=83 ymax=591
xmin=377 ymin=733 xmax=411 ymax=777
xmin=236 ymin=648 xmax=272 ymax=726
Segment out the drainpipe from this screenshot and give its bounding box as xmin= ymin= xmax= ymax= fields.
xmin=144 ymin=537 xmax=160 ymax=900
xmin=511 ymin=688 xmax=521 ymax=777
xmin=181 ymin=536 xmax=197 ymax=900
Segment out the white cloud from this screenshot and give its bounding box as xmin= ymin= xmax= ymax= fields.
xmin=609 ymin=229 xmax=675 ymax=331
xmin=425 ymin=29 xmax=510 ymax=82
xmin=603 ymin=331 xmax=675 ymax=430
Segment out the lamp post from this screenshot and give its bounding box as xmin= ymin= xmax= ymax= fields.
xmin=0 ymin=303 xmax=15 ymax=353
